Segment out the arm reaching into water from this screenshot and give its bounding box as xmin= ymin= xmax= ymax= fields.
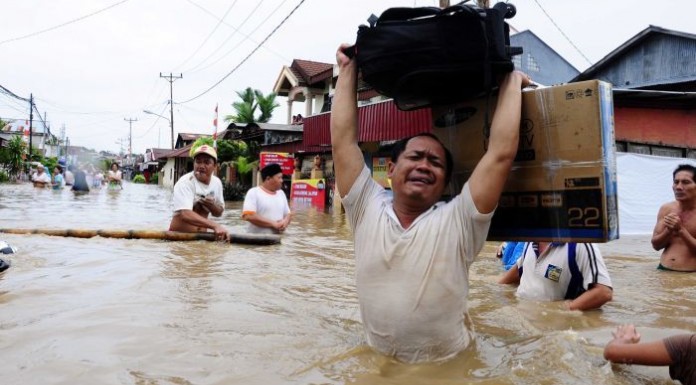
xmin=604 ymin=324 xmax=673 ymax=365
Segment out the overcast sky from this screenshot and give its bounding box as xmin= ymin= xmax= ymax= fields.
xmin=1 ymin=0 xmax=694 ymax=155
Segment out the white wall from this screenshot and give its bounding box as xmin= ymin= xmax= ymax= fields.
xmin=617 ymin=152 xmax=696 ymax=235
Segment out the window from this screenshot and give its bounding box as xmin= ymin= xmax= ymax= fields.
xmin=512 ymin=55 xmax=521 ymax=69
xmin=527 ymin=53 xmax=540 ymax=72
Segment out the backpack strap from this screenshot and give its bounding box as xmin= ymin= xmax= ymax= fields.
xmin=565 ymin=243 xmax=586 ymax=300
xmin=517 ymin=242 xmax=533 ymax=278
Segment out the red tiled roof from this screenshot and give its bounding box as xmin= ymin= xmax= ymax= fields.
xmin=291 ymin=59 xmax=333 ymax=85
xmin=160 ymin=144 xmax=192 ymax=159
xmin=178 ymin=133 xmax=207 ymax=141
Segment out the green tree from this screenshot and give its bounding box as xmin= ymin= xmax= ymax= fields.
xmin=216 ymin=139 xmax=248 ymax=163
xmin=0 ymin=135 xmax=27 ymax=181
xmin=255 ymin=90 xmax=279 ymax=123
xmin=230 ymin=155 xmax=257 ymax=186
xmin=224 ymin=87 xmax=279 ymax=124
xmin=189 ymin=137 xmax=215 ymax=157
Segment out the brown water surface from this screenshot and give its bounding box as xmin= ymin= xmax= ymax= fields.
xmin=0 ymin=182 xmax=694 ymax=384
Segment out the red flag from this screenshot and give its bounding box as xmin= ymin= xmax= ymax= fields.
xmin=213 ymin=104 xmax=218 ymax=148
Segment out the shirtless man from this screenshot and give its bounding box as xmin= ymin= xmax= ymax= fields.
xmin=652 ymin=164 xmax=696 ymax=271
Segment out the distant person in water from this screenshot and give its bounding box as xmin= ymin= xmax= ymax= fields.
xmin=52 ymin=165 xmax=64 ymax=190
xmin=107 ymin=163 xmax=123 ymax=189
xmin=652 ymin=164 xmax=696 ymax=272
xmin=31 ymin=164 xmax=51 ymax=188
xmin=71 ymin=166 xmax=90 ymax=193
xmin=64 ymin=165 xmax=75 ymax=186
xmin=168 ymin=145 xmax=227 ymax=240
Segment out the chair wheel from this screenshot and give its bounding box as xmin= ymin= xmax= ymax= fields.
xmin=505 ymin=3 xmax=517 ymax=19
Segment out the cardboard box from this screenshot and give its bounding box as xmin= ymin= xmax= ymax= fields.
xmin=431 ymin=80 xmax=619 ymax=242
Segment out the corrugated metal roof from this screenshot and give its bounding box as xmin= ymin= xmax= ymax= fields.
xmin=303 ymin=99 xmax=432 ymax=146
xmin=261 ymin=140 xmax=329 ymax=154
xmin=573 ymin=26 xmax=696 ymax=83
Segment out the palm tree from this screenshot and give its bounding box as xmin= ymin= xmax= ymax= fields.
xmin=230 ymin=155 xmax=258 ymax=186
xmin=255 ymin=90 xmax=279 ymax=123
xmin=224 ymin=87 xmax=279 ymax=124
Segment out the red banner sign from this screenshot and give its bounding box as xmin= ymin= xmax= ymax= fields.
xmin=260 ymin=152 xmax=294 ymax=175
xmin=290 ymin=179 xmax=326 ymax=209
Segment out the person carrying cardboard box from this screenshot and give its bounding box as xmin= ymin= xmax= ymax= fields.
xmin=330 ymin=43 xmax=531 ymax=363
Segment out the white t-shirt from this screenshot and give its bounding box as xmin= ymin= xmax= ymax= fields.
xmin=32 ymin=172 xmax=50 ymax=183
xmin=343 ymin=166 xmax=493 ymax=363
xmin=515 ymin=242 xmax=612 ymax=301
xmin=242 ymin=186 xmax=290 ymax=234
xmin=172 ymin=171 xmax=224 ymax=213
xmin=64 ymin=170 xmax=75 ymax=185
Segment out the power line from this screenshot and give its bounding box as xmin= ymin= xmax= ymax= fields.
xmin=173 ymin=0 xmax=240 ymax=72
xmin=531 ymin=0 xmax=593 ymax=66
xmin=0 ymin=84 xmax=29 ymax=102
xmin=183 ymin=0 xmax=290 ymax=66
xmin=185 ymin=0 xmax=264 ymax=74
xmin=180 ymin=0 xmax=306 ymax=104
xmin=0 ymin=0 xmax=131 ymax=46
xmin=189 ymin=0 xmax=293 ymax=75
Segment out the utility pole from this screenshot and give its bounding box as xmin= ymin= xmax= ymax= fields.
xmin=160 ymin=72 xmax=182 ymax=149
xmin=28 ymin=94 xmax=33 ymax=159
xmin=124 ymin=117 xmax=137 ymax=164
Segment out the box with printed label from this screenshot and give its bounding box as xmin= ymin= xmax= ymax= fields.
xmin=431 ymin=80 xmax=619 ymax=242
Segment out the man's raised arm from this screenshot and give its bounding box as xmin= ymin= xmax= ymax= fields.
xmin=331 ymin=44 xmax=365 ymax=198
xmin=468 ymin=71 xmax=530 ymax=214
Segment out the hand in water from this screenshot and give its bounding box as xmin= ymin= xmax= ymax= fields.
xmin=611 ymin=324 xmax=641 ymax=344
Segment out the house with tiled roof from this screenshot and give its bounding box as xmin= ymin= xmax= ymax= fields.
xmin=273 ymin=59 xmax=334 ymax=123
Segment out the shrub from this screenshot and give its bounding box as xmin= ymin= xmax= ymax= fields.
xmin=132 ymin=174 xmax=146 ymax=184
xmin=149 ymin=173 xmax=158 ymax=184
xmin=0 ymin=170 xmax=9 ymax=183
xmin=223 ymin=182 xmax=249 ymax=201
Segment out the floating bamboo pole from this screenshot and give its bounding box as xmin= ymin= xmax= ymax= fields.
xmin=0 ymin=228 xmax=280 ymax=245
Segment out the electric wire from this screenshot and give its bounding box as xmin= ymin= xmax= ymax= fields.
xmin=0 ymin=0 xmax=131 ymax=46
xmin=180 ymin=0 xmax=306 ymax=104
xmin=184 ymin=0 xmax=290 ymax=65
xmin=172 ymin=0 xmax=240 ymax=72
xmin=189 ymin=0 xmax=292 ymax=75
xmin=531 ymin=0 xmax=593 ymax=66
xmin=184 ymin=0 xmax=264 ymax=74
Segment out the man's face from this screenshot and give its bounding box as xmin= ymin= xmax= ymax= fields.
xmin=266 ymin=173 xmax=284 ymax=192
xmin=193 ymin=154 xmax=216 ymax=183
xmin=388 ymin=136 xmax=447 ymax=207
xmin=37 ymin=167 xmax=45 ymax=174
xmin=673 ymin=170 xmax=696 ymax=201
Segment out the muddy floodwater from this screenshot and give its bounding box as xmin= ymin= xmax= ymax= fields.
xmin=0 ymin=182 xmax=694 ymax=385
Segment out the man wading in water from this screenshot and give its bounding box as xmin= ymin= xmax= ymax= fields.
xmin=652 ymin=164 xmax=696 ymax=272
xmin=169 ymin=144 xmax=227 ymax=240
xmin=330 ymin=43 xmax=531 ymax=363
